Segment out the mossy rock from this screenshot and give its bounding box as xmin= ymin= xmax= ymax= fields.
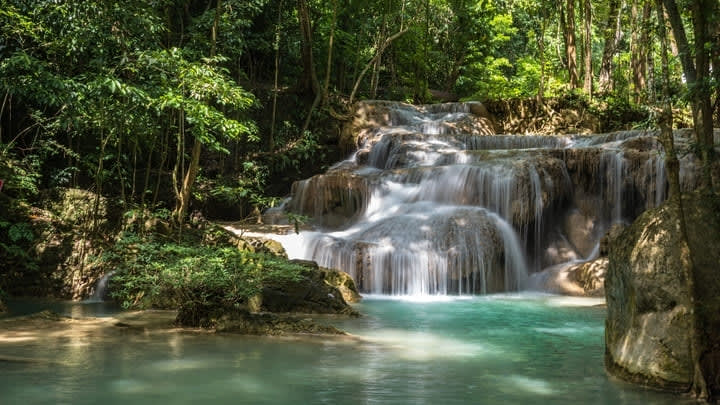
xmin=321 ymin=268 xmax=362 ymax=303
xmin=214 ymin=311 xmax=346 ymax=336
xmin=258 ymin=239 xmax=286 ymax=257
xmin=47 ymin=188 xmax=113 ymax=228
xmin=604 ymin=193 xmax=720 ymax=394
xmin=605 ymin=201 xmax=693 ymax=390
xmin=258 ymin=260 xmax=359 ymax=316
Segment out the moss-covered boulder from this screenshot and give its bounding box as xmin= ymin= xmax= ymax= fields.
xmin=605 ymin=195 xmax=720 ymax=393
xmin=322 ymin=268 xmax=362 ymax=303
xmin=257 ymin=260 xmax=359 ymax=316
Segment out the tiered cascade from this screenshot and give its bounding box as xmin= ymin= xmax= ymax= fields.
xmin=272 ymin=101 xmax=694 ymax=296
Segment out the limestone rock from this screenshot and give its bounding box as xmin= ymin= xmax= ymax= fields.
xmin=258 ymin=260 xmax=359 ymax=316
xmin=288 ymin=172 xmax=368 ymax=228
xmin=322 ymin=268 xmax=362 ymax=303
xmin=341 ymin=100 xmax=496 ymax=153
xmin=567 ymin=258 xmax=607 ymax=297
xmin=605 ymin=202 xmax=693 ymax=391
xmin=531 ymin=257 xmax=607 ymax=297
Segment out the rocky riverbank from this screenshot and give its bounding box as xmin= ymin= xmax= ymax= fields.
xmin=0 ymin=309 xmax=355 ymax=361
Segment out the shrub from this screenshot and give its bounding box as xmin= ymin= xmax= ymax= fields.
xmin=107 ymin=232 xmax=308 ymax=326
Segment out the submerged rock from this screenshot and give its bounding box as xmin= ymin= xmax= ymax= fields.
xmin=215 ymin=311 xmax=346 ymax=336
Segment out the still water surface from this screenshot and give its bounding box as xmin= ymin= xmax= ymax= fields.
xmin=0 ymin=294 xmax=689 ymax=404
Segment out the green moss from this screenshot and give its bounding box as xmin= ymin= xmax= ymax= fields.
xmin=106 ymin=232 xmax=309 ymax=327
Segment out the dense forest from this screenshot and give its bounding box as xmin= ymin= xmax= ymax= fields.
xmin=0 ymin=0 xmax=719 ymax=401
xmin=1 ymin=0 xmax=718 ymax=224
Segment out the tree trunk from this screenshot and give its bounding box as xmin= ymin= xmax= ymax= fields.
xmin=321 ymin=0 xmax=338 ymax=105
xmin=659 ymin=1 xmax=718 ymax=398
xmin=538 ymin=16 xmax=547 ymax=100
xmin=175 ymin=138 xmax=201 ymax=226
xmin=563 ymin=0 xmax=580 ymax=88
xmin=583 ymin=0 xmax=593 ymax=95
xmin=173 ymin=0 xmax=222 ymax=226
xmin=349 ymin=29 xmax=409 ymax=105
xmin=269 ymin=0 xmax=283 ymax=152
xmin=297 ymin=0 xmax=320 ymax=96
xmin=655 ymin=0 xmax=681 ymax=202
xmin=631 ymin=0 xmax=651 ymax=103
xmin=598 ymin=0 xmax=621 ymax=92
xmin=662 ymin=0 xmax=714 ymax=191
xmin=302 ymin=0 xmax=337 ymax=132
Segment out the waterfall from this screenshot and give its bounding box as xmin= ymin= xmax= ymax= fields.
xmin=273 ymin=102 xmax=680 ymax=296
xmin=86 ymin=271 xmax=116 ymax=302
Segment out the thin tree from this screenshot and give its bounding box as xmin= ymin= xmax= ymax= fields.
xmin=583 ymin=0 xmax=593 ymax=95
xmin=174 ymin=0 xmax=222 ymax=227
xmin=269 ymin=0 xmax=284 ymax=152
xmin=563 ymin=0 xmax=580 ymax=88
xmin=598 ymin=0 xmax=622 ymax=92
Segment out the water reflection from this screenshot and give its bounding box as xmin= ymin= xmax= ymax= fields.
xmin=0 ymin=295 xmax=693 ymax=405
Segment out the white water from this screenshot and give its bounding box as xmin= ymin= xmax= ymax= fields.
xmin=274 ymin=103 xmax=675 ymax=296
xmin=86 ymin=271 xmax=117 ymax=302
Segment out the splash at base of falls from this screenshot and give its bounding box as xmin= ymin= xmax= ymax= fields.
xmin=270 ymin=101 xmax=692 ymax=297
xmin=277 ymin=205 xmax=527 ymax=296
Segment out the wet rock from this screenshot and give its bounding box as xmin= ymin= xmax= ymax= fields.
xmin=341 ymin=101 xmax=496 ymax=153
xmin=605 ymin=202 xmax=693 ymax=391
xmin=287 ymin=172 xmax=368 ymax=228
xmin=567 ymin=258 xmax=607 ymax=297
xmin=258 ymin=260 xmax=359 ymax=316
xmin=599 ymin=224 xmax=626 ymax=256
xmin=562 ymin=209 xmax=599 ymax=258
xmin=215 ymin=311 xmax=346 ymax=336
xmin=322 ymin=268 xmax=362 ymax=303
xmin=533 ymin=258 xmax=607 ymax=297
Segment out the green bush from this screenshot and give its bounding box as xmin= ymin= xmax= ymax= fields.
xmin=107 ymin=232 xmax=309 ymax=326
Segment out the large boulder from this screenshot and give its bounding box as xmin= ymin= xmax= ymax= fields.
xmin=605 ymin=201 xmax=694 ymax=391
xmin=606 ymin=193 xmax=720 ymax=396
xmin=257 ymin=260 xmax=360 ymax=316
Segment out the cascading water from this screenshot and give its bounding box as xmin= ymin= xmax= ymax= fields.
xmin=86 ymin=271 xmax=116 ymax=302
xmin=273 ymin=101 xmax=676 ymax=296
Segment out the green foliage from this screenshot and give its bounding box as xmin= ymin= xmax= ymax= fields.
xmin=107 ymin=231 xmax=308 ymax=325
xmin=0 ymin=144 xmax=41 ymax=200
xmin=589 ymin=92 xmax=651 ymax=131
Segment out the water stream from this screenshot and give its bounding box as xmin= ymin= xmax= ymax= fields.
xmin=0 ymin=102 xmax=695 ymax=403
xmin=271 ymin=102 xmax=671 ymax=295
xmin=0 ymin=296 xmax=689 ymax=404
